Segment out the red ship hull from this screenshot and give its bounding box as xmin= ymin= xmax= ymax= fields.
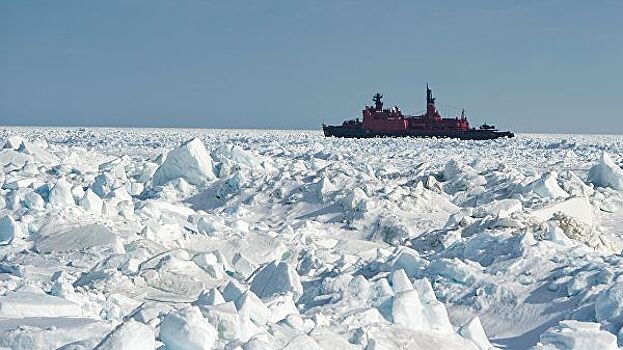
xmin=322 ymin=124 xmax=514 ymax=140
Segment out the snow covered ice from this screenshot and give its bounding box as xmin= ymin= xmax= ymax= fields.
xmin=4 ymin=128 xmax=623 ymax=349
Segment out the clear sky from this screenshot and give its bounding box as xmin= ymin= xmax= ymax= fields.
xmin=1 ymin=0 xmax=622 ymax=133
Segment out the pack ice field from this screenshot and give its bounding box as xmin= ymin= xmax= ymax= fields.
xmin=2 ymin=127 xmax=623 ymax=350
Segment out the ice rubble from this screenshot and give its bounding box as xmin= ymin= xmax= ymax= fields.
xmin=4 ymin=129 xmax=623 ymax=349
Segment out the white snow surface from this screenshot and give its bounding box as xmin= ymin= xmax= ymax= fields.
xmin=2 ymin=127 xmax=623 ymax=349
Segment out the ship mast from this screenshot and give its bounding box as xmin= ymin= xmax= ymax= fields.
xmin=426 ymin=84 xmax=436 ymax=116
xmin=373 ymin=93 xmax=383 ymax=111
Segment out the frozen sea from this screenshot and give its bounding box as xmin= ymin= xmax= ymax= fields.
xmin=2 ymin=127 xmax=623 ymax=349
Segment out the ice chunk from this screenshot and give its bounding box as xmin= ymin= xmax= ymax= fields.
xmin=595 ymin=283 xmax=623 ymax=323
xmin=390 ymin=247 xmax=429 ymax=276
xmin=322 ymin=273 xmax=353 ymax=295
xmin=428 ymin=258 xmax=474 ymax=285
xmin=459 ymin=317 xmax=493 ymax=350
xmin=421 ymin=300 xmax=454 ymax=333
xmin=110 ymin=186 xmax=132 ymax=201
xmin=391 ymin=277 xmax=453 ymax=333
xmin=17 ymin=141 xmax=60 ymax=164
xmin=136 ymin=199 xmax=195 ymax=220
xmin=222 ymin=280 xmax=247 ymax=303
xmin=24 ymin=191 xmax=45 ymax=210
xmin=35 ymin=223 xmax=119 ymax=253
xmin=523 ymin=171 xmax=569 ymax=199
xmin=236 ymin=291 xmax=272 ymax=325
xmin=79 ymin=189 xmax=104 ymax=213
xmin=347 ymin=275 xmax=371 ymax=297
xmin=98 ymin=156 xmax=130 ymax=178
xmin=243 ymin=338 xmax=275 ymax=350
xmin=0 ymin=215 xmax=22 ymax=244
xmin=0 ymin=292 xmax=81 ymax=318
xmin=542 ymin=222 xmax=574 ymax=247
xmin=588 ymin=152 xmax=623 ymax=190
xmin=281 ymin=334 xmax=323 ymax=350
xmin=310 ymin=329 xmax=356 ymax=350
xmin=390 ymin=269 xmax=413 ymax=293
xmin=92 ymin=172 xmax=116 ymax=198
xmin=0 ymin=317 xmax=112 ymax=350
xmin=103 ymin=293 xmax=142 ymax=321
xmin=195 ymin=288 xmax=226 ymax=306
xmin=249 ymin=261 xmax=303 ymax=301
xmin=2 ymin=177 xmax=36 ymax=190
xmin=412 ymin=278 xmax=437 ymax=304
xmin=129 ymin=182 xmax=144 ymax=195
xmin=153 ymin=138 xmax=216 ymax=186
xmin=71 ymin=184 xmax=85 ymax=201
xmin=193 ymin=252 xmax=227 ymax=279
xmin=2 ymin=136 xmax=27 ymax=150
xmin=316 ymin=176 xmax=336 ymax=201
xmin=193 ymin=216 xmax=221 ymax=236
xmin=160 ymin=306 xmax=217 ymax=350
xmin=391 ymin=290 xmax=425 ymax=329
xmin=221 ymin=233 xmax=288 ymax=268
xmin=133 ymin=161 xmax=159 ymax=183
xmin=443 ymin=159 xmax=476 ymax=180
xmin=475 ymin=198 xmax=522 ymax=218
xmin=264 ymin=294 xmax=298 ymax=323
xmin=212 ymin=143 xmax=263 ymax=170
xmin=49 ymin=178 xmax=76 ymax=208
xmin=0 ymin=149 xmax=32 ymax=169
xmin=232 ymin=253 xmax=259 ymax=279
xmin=530 ymin=196 xmax=594 ymax=226
xmin=199 ymin=301 xmax=241 ymax=341
xmin=128 ymin=301 xmax=173 ymax=324
xmin=537 ymin=320 xmax=617 ymax=350
xmin=341 ymin=187 xmax=367 ymax=211
xmin=93 ymin=320 xmax=155 ymax=350
xmin=371 ymin=278 xmax=394 ymax=309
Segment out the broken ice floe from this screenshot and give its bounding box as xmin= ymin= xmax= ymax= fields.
xmin=3 ymin=130 xmax=623 ymax=349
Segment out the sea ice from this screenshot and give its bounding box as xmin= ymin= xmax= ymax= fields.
xmin=2 ymin=129 xmax=623 ymax=349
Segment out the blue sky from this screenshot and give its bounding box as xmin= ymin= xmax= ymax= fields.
xmin=1 ymin=0 xmax=622 ymax=133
